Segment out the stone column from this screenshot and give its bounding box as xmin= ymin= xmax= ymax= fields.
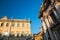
xmin=49 ymin=16 xmax=54 ymax=24
xmin=45 ymin=18 xmax=55 ymax=40
xmin=41 ymin=18 xmax=49 ymax=40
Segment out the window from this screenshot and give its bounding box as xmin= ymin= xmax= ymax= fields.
xmin=55 ymin=5 xmax=60 ymax=19
xmin=48 ymin=16 xmax=54 ymax=26
xmin=1 ymin=23 xmax=4 ymax=27
xmin=21 ymin=34 xmax=24 ymax=37
xmin=17 ymin=33 xmax=20 ymax=37
xmin=9 ymin=31 xmax=14 ymax=37
xmin=50 ymin=10 xmax=57 ymax=23
xmin=27 ymin=23 xmax=28 ymax=27
xmin=0 ymin=32 xmax=2 ymax=37
xmin=6 ymin=23 xmax=9 ymax=27
xmin=21 ymin=32 xmax=24 ymax=37
xmin=17 ymin=23 xmax=20 ymax=27
xmin=11 ymin=23 xmax=15 ymax=27
xmin=17 ymin=31 xmax=20 ymax=37
xmin=56 ymin=6 xmax=60 ymax=15
xmin=26 ymin=23 xmax=29 ymax=28
xmin=22 ymin=23 xmax=24 ymax=27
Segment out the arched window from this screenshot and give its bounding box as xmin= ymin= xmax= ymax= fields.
xmin=21 ymin=34 xmax=24 ymax=37
xmin=6 ymin=23 xmax=9 ymax=27
xmin=1 ymin=23 xmax=4 ymax=27
xmin=21 ymin=31 xmax=25 ymax=37
xmin=9 ymin=31 xmax=14 ymax=37
xmin=17 ymin=33 xmax=20 ymax=37
xmin=16 ymin=31 xmax=20 ymax=37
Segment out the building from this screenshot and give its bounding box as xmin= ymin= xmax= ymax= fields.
xmin=39 ymin=0 xmax=60 ymax=40
xmin=32 ymin=27 xmax=43 ymax=40
xmin=0 ymin=16 xmax=31 ymax=37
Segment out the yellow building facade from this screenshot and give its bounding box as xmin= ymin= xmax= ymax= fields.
xmin=0 ymin=16 xmax=31 ymax=36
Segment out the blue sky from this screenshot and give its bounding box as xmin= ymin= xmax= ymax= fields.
xmin=0 ymin=0 xmax=42 ymax=35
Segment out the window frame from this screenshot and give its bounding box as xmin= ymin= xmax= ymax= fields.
xmin=1 ymin=23 xmax=4 ymax=27
xmin=6 ymin=23 xmax=9 ymax=27
xmin=11 ymin=22 xmax=15 ymax=27
xmin=22 ymin=23 xmax=24 ymax=27
xmin=17 ymin=23 xmax=20 ymax=27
